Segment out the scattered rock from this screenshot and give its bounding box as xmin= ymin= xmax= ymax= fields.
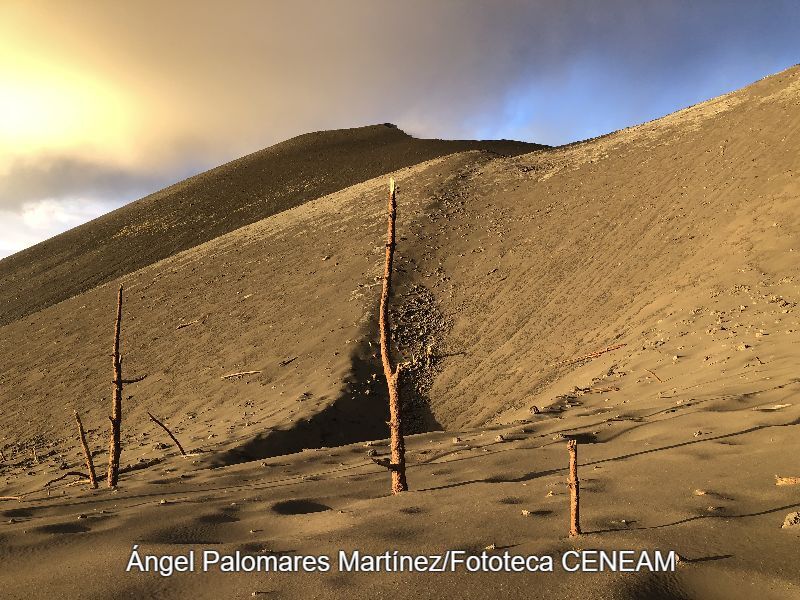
xmin=521 ymin=509 xmax=531 ymax=517
xmin=452 ymin=437 xmax=462 ymax=444
xmin=484 ymin=543 xmax=496 ymax=551
xmin=494 ymin=434 xmax=506 ymax=443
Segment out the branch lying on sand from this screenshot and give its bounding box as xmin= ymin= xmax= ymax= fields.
xmin=221 ymin=370 xmax=262 ymax=380
xmin=0 ymin=496 xmax=24 ymax=502
xmin=44 ymin=471 xmax=89 ymax=488
xmin=776 ymin=475 xmax=800 ymax=486
xmin=552 ymin=343 xmax=626 ymax=367
xmin=147 ymin=412 xmax=187 ymax=456
xmin=176 ymin=318 xmax=201 ymax=330
xmin=279 ymin=357 xmax=297 ymax=366
xmin=644 ymin=368 xmax=664 ymax=383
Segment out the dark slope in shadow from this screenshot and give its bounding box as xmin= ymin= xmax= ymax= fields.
xmin=211 ymin=313 xmax=443 ymax=467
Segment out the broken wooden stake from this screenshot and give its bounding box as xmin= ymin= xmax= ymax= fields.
xmin=74 ymin=411 xmax=98 ymax=489
xmin=147 ymin=412 xmax=187 ymax=456
xmin=380 ymin=177 xmax=408 ymax=495
xmin=32 ymin=447 xmax=39 ymax=464
xmin=568 ymin=439 xmax=581 ymax=537
xmin=107 ymin=284 xmax=124 ymax=488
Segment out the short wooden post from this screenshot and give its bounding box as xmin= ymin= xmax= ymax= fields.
xmin=568 ymin=440 xmax=581 ymax=536
xmin=74 ymin=411 xmax=98 ymax=489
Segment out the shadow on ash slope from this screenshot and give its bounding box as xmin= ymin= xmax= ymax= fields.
xmin=213 ymin=288 xmax=450 ymax=466
xmin=211 ymin=163 xmax=472 ymax=467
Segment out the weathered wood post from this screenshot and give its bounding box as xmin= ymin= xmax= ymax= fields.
xmin=568 ymin=439 xmax=581 ymax=536
xmin=107 ymin=284 xmax=124 ymax=487
xmin=74 ymin=411 xmax=98 ymax=489
xmin=380 ymin=177 xmax=408 ymax=494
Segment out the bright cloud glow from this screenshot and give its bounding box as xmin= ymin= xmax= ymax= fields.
xmin=0 ymin=1 xmax=798 ymax=259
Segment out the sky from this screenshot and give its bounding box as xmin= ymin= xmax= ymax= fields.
xmin=1 ymin=1 xmax=798 ymax=258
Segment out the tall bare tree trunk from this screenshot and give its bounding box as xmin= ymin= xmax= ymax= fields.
xmin=380 ymin=177 xmax=408 ymax=494
xmin=568 ymin=440 xmax=581 ymax=536
xmin=107 ymin=284 xmax=124 ymax=488
xmin=74 ymin=411 xmax=98 ymax=489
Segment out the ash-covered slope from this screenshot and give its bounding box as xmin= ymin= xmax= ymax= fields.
xmin=0 ymin=124 xmax=542 ymax=326
xmin=2 ymin=67 xmax=800 ymax=600
xmin=1 ymin=66 xmax=799 ymax=486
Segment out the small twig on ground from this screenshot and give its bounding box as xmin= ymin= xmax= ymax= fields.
xmin=147 ymin=412 xmax=187 ymax=456
xmin=120 ymin=374 xmax=147 ymax=384
xmin=552 ymin=343 xmax=626 ymax=367
xmin=221 ymin=370 xmax=262 ymax=380
xmin=32 ymin=448 xmax=39 ymax=464
xmin=176 ymin=319 xmax=200 ymax=330
xmin=279 ymin=357 xmax=298 ymax=366
xmin=44 ymin=471 xmax=89 ymax=488
xmin=776 ymin=475 xmax=800 ymax=486
xmin=644 ymin=368 xmax=663 ymax=383
xmin=0 ymin=496 xmax=24 ymax=502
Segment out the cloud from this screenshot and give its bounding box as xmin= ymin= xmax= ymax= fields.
xmin=0 ymin=155 xmax=183 ymax=212
xmin=0 ymin=0 xmax=798 ymax=257
xmin=0 ymin=198 xmax=117 ymax=257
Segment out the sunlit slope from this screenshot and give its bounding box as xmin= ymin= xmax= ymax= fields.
xmin=422 ymin=65 xmax=800 ymax=427
xmin=0 ymin=67 xmax=798 ymax=486
xmin=0 ymin=153 xmax=483 ymax=474
xmin=0 ymin=124 xmax=541 ymax=326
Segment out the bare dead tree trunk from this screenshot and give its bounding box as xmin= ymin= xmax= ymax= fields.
xmin=568 ymin=440 xmax=581 ymax=536
xmin=74 ymin=411 xmax=98 ymax=489
xmin=107 ymin=284 xmax=124 ymax=488
xmin=148 ymin=412 xmax=187 ymax=456
xmin=380 ymin=177 xmax=408 ymax=494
